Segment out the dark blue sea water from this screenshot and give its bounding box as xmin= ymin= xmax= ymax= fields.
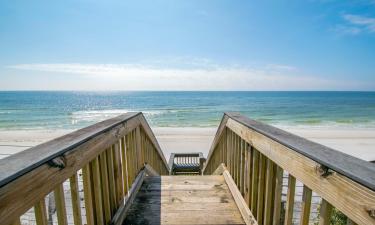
xmin=0 ymin=91 xmax=374 ymax=130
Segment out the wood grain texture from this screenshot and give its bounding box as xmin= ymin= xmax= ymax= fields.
xmin=284 ymin=175 xmax=296 ymax=225
xmin=125 ymin=175 xmax=246 ymax=225
xmin=69 ymin=173 xmax=82 ymax=225
xmin=225 ymin=112 xmax=375 ymax=190
xmin=34 ymin=199 xmax=48 ymax=225
xmin=0 ymin=112 xmax=140 ymax=188
xmin=299 ymin=185 xmax=312 ymax=225
xmin=319 ymin=199 xmax=332 ymax=225
xmin=54 ymin=184 xmax=68 ymax=225
xmin=223 ymin=170 xmax=258 ymax=225
xmin=226 ymin=117 xmax=375 ymax=225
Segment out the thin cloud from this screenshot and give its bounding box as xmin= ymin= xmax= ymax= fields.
xmin=340 ymin=14 xmax=375 ymax=34
xmin=266 ymin=64 xmax=298 ymax=72
xmin=6 ymin=63 xmax=369 ymax=91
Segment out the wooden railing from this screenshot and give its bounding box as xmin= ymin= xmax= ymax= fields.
xmin=0 ymin=112 xmax=169 ymax=225
xmin=203 ymin=113 xmax=375 ymax=225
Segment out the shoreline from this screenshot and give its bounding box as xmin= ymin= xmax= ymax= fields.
xmin=0 ymin=126 xmax=374 ymax=161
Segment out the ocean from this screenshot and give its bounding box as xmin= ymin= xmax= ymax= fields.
xmin=0 ymin=91 xmax=374 ymax=130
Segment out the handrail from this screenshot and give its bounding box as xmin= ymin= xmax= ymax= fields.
xmin=0 ymin=112 xmax=169 ymax=225
xmin=203 ymin=112 xmax=375 ymax=225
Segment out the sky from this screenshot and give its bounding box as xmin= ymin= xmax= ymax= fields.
xmin=0 ymin=0 xmax=374 ymax=91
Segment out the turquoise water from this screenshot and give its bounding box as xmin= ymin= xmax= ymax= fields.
xmin=0 ymin=91 xmax=374 ymax=130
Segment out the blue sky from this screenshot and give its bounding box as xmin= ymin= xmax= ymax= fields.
xmin=0 ymin=0 xmax=374 ymax=90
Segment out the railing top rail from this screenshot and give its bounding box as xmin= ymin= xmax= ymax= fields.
xmin=0 ymin=112 xmax=168 ymax=188
xmin=209 ymin=112 xmax=375 ymax=191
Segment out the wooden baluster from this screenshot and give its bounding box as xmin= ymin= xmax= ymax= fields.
xmin=106 ymin=147 xmax=117 ymax=213
xmin=240 ymin=139 xmax=245 ymax=195
xmin=113 ymin=142 xmax=124 ymax=205
xmin=99 ymin=152 xmax=111 ymax=223
xmin=319 ymin=199 xmax=332 ymax=225
xmin=257 ymin=153 xmax=266 ymax=224
xmin=231 ymin=130 xmax=235 ymax=175
xmin=235 ymin=135 xmax=240 ymax=186
xmin=250 ymin=149 xmax=259 ymax=215
xmin=121 ymin=136 xmax=129 ymax=196
xmin=299 ymin=185 xmax=312 ymax=225
xmin=272 ymin=166 xmax=284 ymax=225
xmin=35 ymin=199 xmax=48 ymax=225
xmin=129 ymin=131 xmax=136 ymax=184
xmin=246 ymin=144 xmax=252 ymax=206
xmin=223 ymin=128 xmax=227 ymax=166
xmin=136 ymin=126 xmax=142 ymax=171
xmin=82 ymin=164 xmax=95 ymax=225
xmin=226 ymin=128 xmax=231 ymax=174
xmin=125 ymin=133 xmax=133 ymax=188
xmin=264 ymin=158 xmax=275 ymax=225
xmin=284 ymin=175 xmax=296 ymax=225
xmin=54 ymin=183 xmax=68 ymax=225
xmin=91 ymin=157 xmax=104 ymax=225
xmin=243 ymin=141 xmax=248 ymax=201
xmin=69 ymin=173 xmax=82 ymax=225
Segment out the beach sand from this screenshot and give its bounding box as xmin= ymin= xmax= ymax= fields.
xmin=0 ymin=127 xmax=374 ymax=161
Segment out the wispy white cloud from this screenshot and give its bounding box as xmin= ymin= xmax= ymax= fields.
xmin=332 ymin=24 xmax=362 ymax=35
xmin=266 ymin=64 xmax=298 ymax=72
xmin=343 ymin=14 xmax=375 ymax=32
xmin=6 ymin=63 xmax=368 ymax=91
xmin=335 ymin=14 xmax=375 ymax=35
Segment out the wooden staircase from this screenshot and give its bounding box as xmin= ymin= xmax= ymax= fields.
xmin=1 ymin=112 xmax=374 ymax=225
xmin=124 ymin=175 xmax=245 ymax=225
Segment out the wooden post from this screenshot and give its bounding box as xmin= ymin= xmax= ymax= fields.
xmin=69 ymin=173 xmax=82 ymax=225
xmin=34 ymin=199 xmax=48 ymax=225
xmin=82 ymin=164 xmax=95 ymax=225
xmin=99 ymin=152 xmax=111 ymax=223
xmin=272 ymin=166 xmax=284 ymax=225
xmin=299 ymin=185 xmax=312 ymax=225
xmin=54 ymin=184 xmax=68 ymax=225
xmin=91 ymin=157 xmax=104 ymax=225
xmin=319 ymin=199 xmax=332 ymax=225
xmin=263 ymin=159 xmax=275 ymax=225
xmin=284 ymin=175 xmax=296 ymax=225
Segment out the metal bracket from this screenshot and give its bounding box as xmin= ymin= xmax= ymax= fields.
xmin=48 ymin=156 xmax=66 ymax=169
xmin=316 ymin=164 xmax=333 ymax=178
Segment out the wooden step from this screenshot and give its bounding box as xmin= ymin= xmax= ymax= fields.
xmin=123 ymin=175 xmax=245 ymax=225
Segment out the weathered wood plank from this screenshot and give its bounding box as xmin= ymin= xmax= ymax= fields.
xmin=82 ymin=164 xmax=94 ymax=225
xmin=54 ymin=183 xmax=68 ymax=225
xmin=223 ymin=170 xmax=258 ymax=225
xmin=319 ymin=199 xmax=332 ymax=225
xmin=106 ymin=147 xmax=117 ymax=214
xmin=263 ymin=159 xmax=275 ymax=225
xmin=99 ymin=152 xmax=111 ymax=223
xmin=111 ymin=170 xmax=145 ymax=225
xmin=256 ymin=153 xmax=266 ymax=224
xmin=34 ymin=199 xmax=48 ymax=225
xmin=272 ymin=166 xmax=283 ymax=225
xmin=69 ymin=173 xmax=82 ymax=225
xmin=284 ymin=175 xmax=296 ymax=225
xmin=250 ymin=150 xmax=259 ymax=215
xmin=125 ymin=175 xmax=247 ymax=225
xmin=91 ymin=157 xmax=104 ymax=225
xmin=299 ymin=185 xmax=312 ymax=225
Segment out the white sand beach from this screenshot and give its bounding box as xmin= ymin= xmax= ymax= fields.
xmin=1 ymin=127 xmax=374 ymax=162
